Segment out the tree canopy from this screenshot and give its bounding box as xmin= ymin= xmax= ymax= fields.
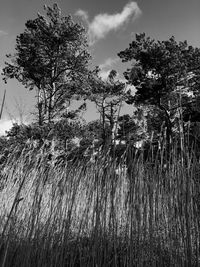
xmin=2 ymin=3 xmax=91 ymax=125
xmin=118 ymin=33 xmax=200 ymax=147
xmin=1 ymin=4 xmax=200 ymax=160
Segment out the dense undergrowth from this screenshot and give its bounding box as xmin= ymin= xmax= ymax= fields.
xmin=0 ymin=139 xmax=200 ymax=267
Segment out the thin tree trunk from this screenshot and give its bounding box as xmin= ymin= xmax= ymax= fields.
xmin=37 ymin=87 xmax=43 ymax=126
xmin=102 ymin=99 xmax=106 ymax=146
xmin=158 ymin=104 xmax=172 ymax=161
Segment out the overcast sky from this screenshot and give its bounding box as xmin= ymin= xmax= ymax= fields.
xmin=0 ymin=0 xmax=199 ymax=134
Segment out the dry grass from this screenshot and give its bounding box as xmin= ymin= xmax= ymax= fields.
xmin=0 ymin=140 xmax=200 ymax=266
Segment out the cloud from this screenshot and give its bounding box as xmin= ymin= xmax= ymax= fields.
xmin=0 ymin=116 xmax=31 ymax=136
xmin=0 ymin=30 xmax=8 ymax=36
xmin=99 ymin=57 xmax=130 ymax=83
xmin=98 ymin=57 xmax=119 ymax=80
xmin=99 ymin=69 xmax=111 ymax=81
xmin=0 ymin=119 xmax=13 ymax=136
xmin=99 ymin=57 xmax=120 ymax=70
xmin=76 ymin=2 xmax=141 ymax=44
xmin=75 ymin=10 xmax=89 ymax=22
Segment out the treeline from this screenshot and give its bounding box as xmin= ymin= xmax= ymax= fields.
xmin=1 ymin=3 xmax=200 ymax=161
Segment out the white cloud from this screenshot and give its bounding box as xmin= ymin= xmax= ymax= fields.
xmin=0 ymin=117 xmax=31 ymax=136
xmin=76 ymin=2 xmax=141 ymax=44
xmin=99 ymin=69 xmax=111 ymax=81
xmin=98 ymin=57 xmax=119 ymax=81
xmin=0 ymin=119 xmax=13 ymax=136
xmin=99 ymin=57 xmax=119 ymax=70
xmin=99 ymin=57 xmax=129 ymax=84
xmin=0 ymin=30 xmax=8 ymax=36
xmin=75 ymin=10 xmax=89 ymax=22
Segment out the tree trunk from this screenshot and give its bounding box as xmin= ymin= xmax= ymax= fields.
xmin=37 ymin=88 xmax=43 ymax=126
xmin=158 ymin=104 xmax=172 ymax=161
xmin=101 ymin=99 xmax=106 ymax=146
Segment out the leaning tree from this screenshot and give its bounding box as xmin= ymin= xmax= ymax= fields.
xmin=2 ymin=3 xmax=91 ymax=125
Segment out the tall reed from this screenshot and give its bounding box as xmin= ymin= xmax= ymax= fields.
xmin=0 ymin=138 xmax=200 ymax=266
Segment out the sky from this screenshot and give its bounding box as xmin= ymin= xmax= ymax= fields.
xmin=0 ymin=0 xmax=199 ymax=134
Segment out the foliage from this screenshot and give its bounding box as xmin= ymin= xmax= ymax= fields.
xmin=6 ymin=123 xmax=50 ymax=143
xmin=2 ymin=3 xmax=91 ymax=124
xmin=89 ymin=68 xmax=126 ymax=145
xmin=118 ymin=33 xmax=200 ymax=146
xmin=117 ymin=114 xmax=138 ymax=142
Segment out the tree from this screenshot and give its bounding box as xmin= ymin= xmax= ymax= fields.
xmin=89 ymin=68 xmax=126 ymax=146
xmin=2 ymin=3 xmax=91 ymax=125
xmin=118 ymin=33 xmax=200 ymax=151
xmin=117 ymin=114 xmax=138 ymax=143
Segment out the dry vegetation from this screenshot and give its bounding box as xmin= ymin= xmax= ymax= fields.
xmin=0 ymin=138 xmax=200 ymax=267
